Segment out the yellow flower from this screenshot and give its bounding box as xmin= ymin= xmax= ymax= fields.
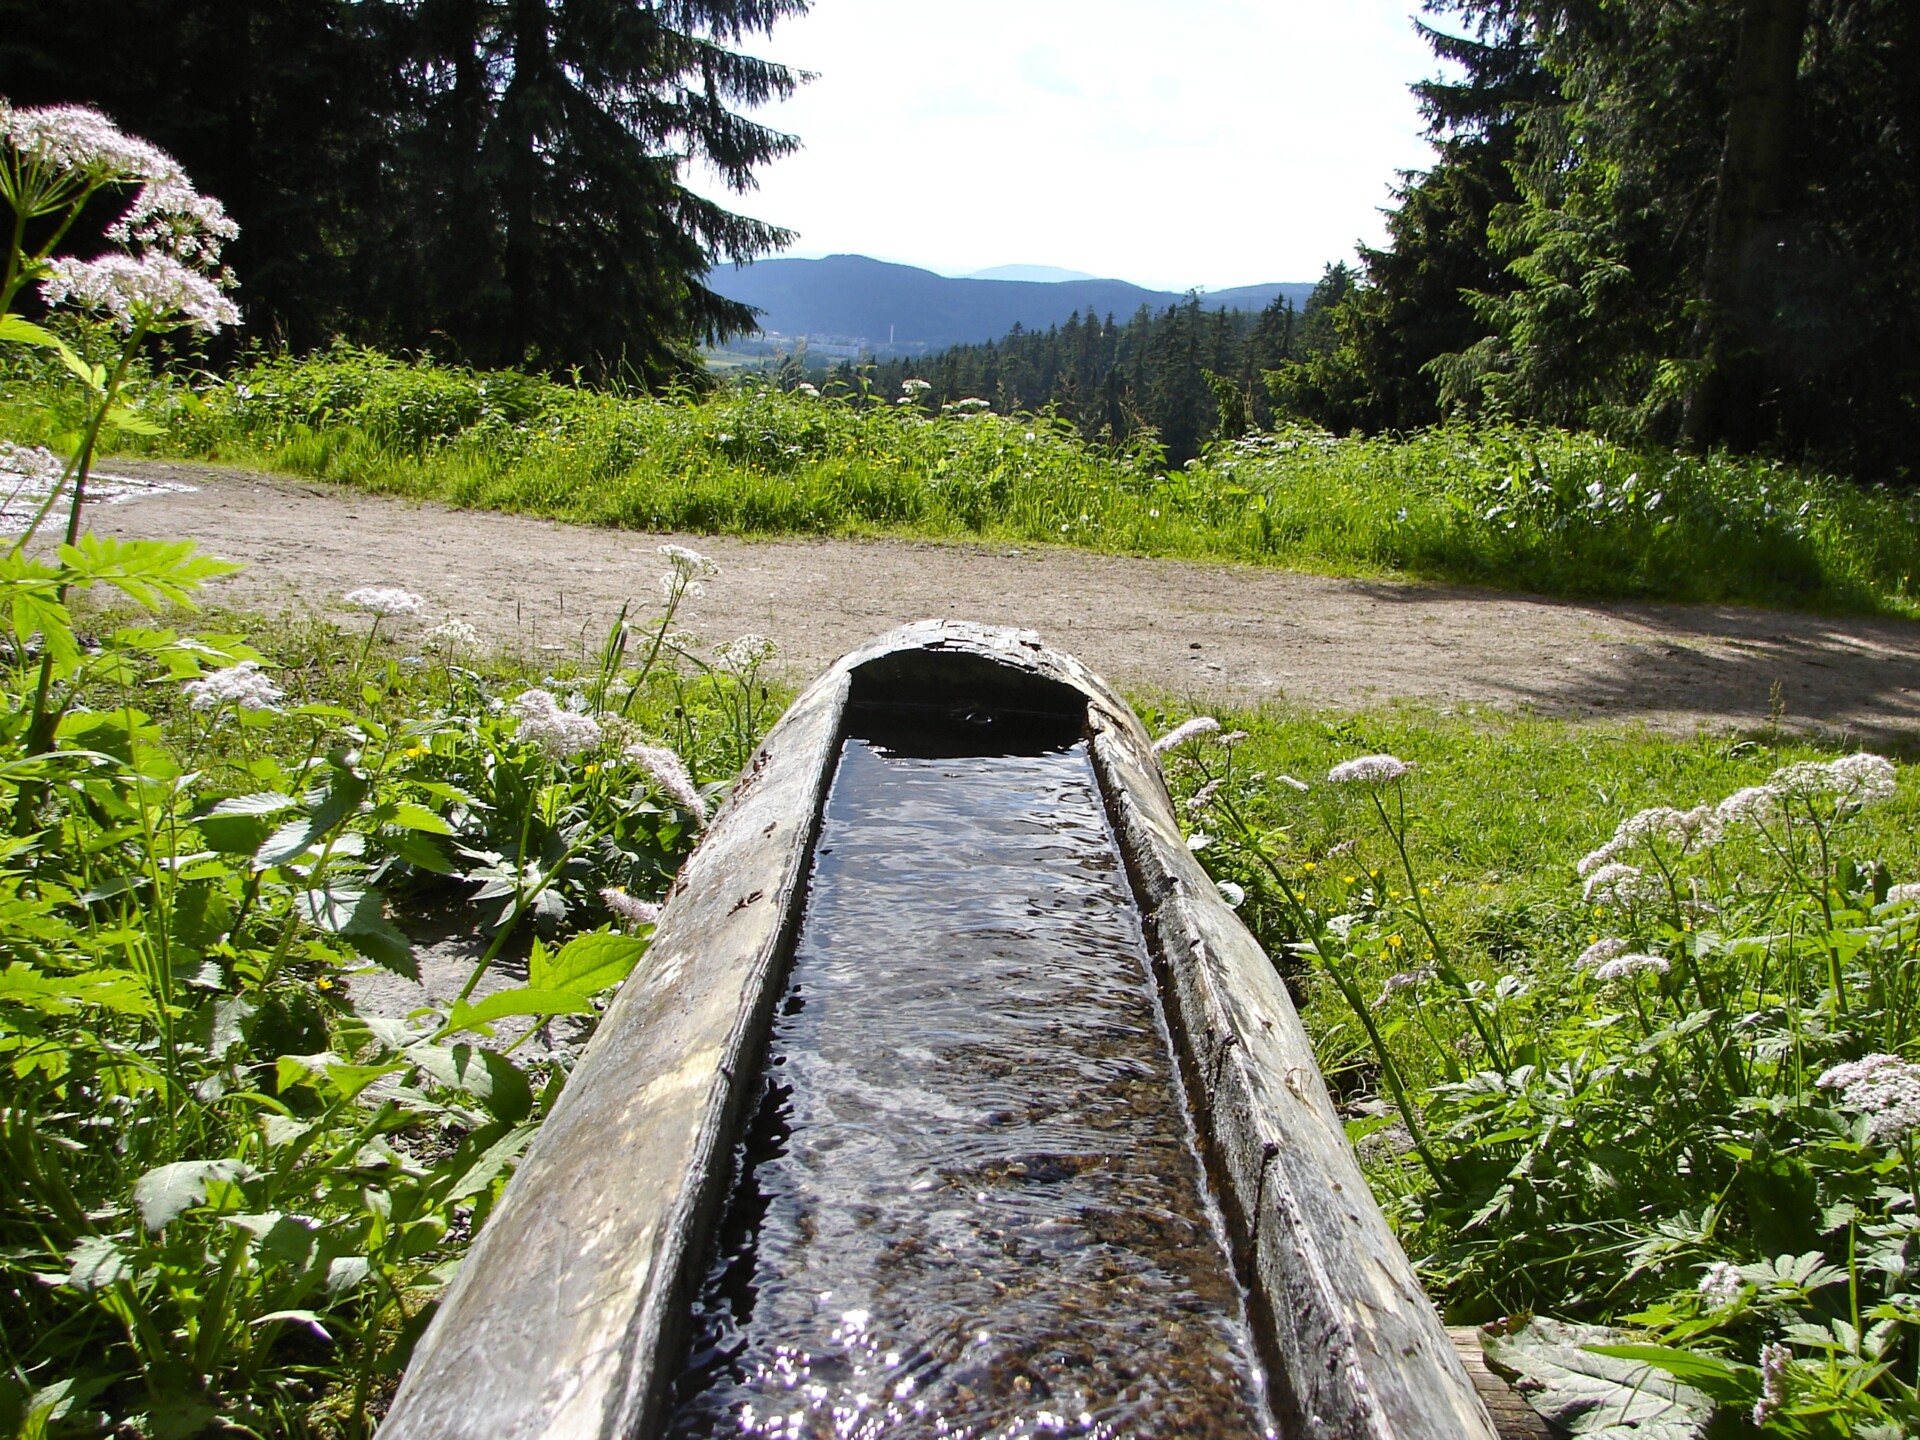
xmin=1343 ymin=874 xmax=1357 ymax=885
xmin=584 ymin=762 xmax=601 ymax=776
xmin=1302 ymin=861 xmax=1317 ymax=872
xmin=316 ymin=975 xmax=334 ymax=992
xmin=404 ymin=746 xmax=426 ymax=759
xmin=1387 ymin=934 xmax=1405 ymax=950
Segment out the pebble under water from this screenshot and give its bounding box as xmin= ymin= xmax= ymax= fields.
xmin=665 ymin=732 xmax=1276 ymax=1439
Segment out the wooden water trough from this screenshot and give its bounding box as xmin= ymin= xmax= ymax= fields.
xmin=381 ymin=621 xmax=1505 ymax=1440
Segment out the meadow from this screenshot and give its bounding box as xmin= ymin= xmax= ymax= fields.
xmin=9 ymin=342 xmax=1919 ymax=618
xmin=9 ymin=341 xmax=1920 ymax=1436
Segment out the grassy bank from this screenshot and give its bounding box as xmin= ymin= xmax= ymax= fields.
xmin=10 ymin=344 xmax=1918 ymax=617
xmin=1156 ymin=702 xmax=1920 ymax=1432
xmin=6 ymin=522 xmax=1915 ymax=1432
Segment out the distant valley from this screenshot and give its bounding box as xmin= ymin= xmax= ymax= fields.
xmin=704 ymin=254 xmax=1316 ymax=358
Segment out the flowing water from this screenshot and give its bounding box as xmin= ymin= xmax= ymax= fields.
xmin=666 ymin=729 xmax=1275 ymax=1440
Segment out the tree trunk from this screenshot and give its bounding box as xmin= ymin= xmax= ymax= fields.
xmin=1683 ymin=0 xmax=1810 ymax=450
xmin=501 ymin=0 xmax=552 ymax=365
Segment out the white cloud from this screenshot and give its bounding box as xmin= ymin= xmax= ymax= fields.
xmin=693 ymin=0 xmax=1441 ymax=290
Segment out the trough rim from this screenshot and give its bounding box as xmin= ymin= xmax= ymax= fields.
xmin=380 ymin=619 xmax=1499 ymax=1440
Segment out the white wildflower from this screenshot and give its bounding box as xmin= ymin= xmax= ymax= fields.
xmin=1576 ymin=937 xmax=1632 ymax=970
xmin=1591 ymin=953 xmax=1671 ymax=982
xmin=600 ymin=887 xmax=661 ymax=928
xmin=1 ymin=441 xmax=65 ymax=489
xmin=344 ymin=586 xmax=425 ymax=617
xmin=426 ymin=620 xmax=478 ymax=648
xmin=1825 ymin=752 xmax=1897 ymax=807
xmin=1581 ymin=805 xmax=1722 ymax=876
xmin=41 ymin=252 xmax=239 ymax=334
xmin=658 ymin=543 xmax=717 ymax=603
xmin=1817 ymin=1052 xmax=1920 ymax=1141
xmin=1186 ymin=778 xmax=1224 ymax=813
xmin=1218 ymin=729 xmax=1251 ymax=748
xmin=1753 ymin=1342 xmax=1791 ymax=1427
xmin=715 ymin=633 xmax=776 ymax=671
xmin=510 ymin=688 xmax=602 ymax=759
xmin=1887 ymin=882 xmax=1920 ymax=905
xmin=1583 ymin=862 xmax=1659 ymax=908
xmin=105 ymin=171 xmax=238 ymax=267
xmin=1716 ymin=784 xmax=1779 ymax=828
xmin=0 ymin=103 xmax=181 ymax=183
xmin=626 ymin=742 xmax=705 ymax=821
xmin=181 ymin=660 xmax=282 ymax=713
xmin=1215 ymin=879 xmax=1246 ymax=908
xmin=657 ymin=543 xmax=718 ymax=578
xmin=1767 ymin=760 xmax=1831 ymax=802
xmin=1324 ymin=913 xmax=1358 ymax=941
xmin=901 ymin=378 xmax=931 ymax=396
xmin=1151 ymin=716 xmax=1220 ymax=756
xmin=1327 ymin=754 xmax=1413 ymax=786
xmin=1186 ymin=831 xmax=1212 ymax=851
xmin=1277 ymin=773 xmax=1310 ymax=792
xmin=1696 ymin=1261 xmax=1744 ymax=1308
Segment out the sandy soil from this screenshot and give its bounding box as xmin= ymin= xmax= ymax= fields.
xmin=80 ymin=457 xmax=1920 ymax=746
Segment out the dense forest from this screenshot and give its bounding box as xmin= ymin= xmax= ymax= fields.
xmin=852 ymin=284 xmax=1342 ymax=468
xmin=5 ymin=0 xmax=1917 ymax=481
xmin=845 ymin=1 xmax=1919 ymax=483
xmin=0 ymin=0 xmax=805 ymax=380
xmin=1285 ymin=0 xmax=1918 ymax=483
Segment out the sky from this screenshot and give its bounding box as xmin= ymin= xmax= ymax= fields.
xmin=688 ymin=1 xmax=1446 ymax=292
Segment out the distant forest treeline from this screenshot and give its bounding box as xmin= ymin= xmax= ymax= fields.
xmin=819 ymin=0 xmax=1920 ymax=485
xmin=822 ymin=276 xmax=1353 ymax=469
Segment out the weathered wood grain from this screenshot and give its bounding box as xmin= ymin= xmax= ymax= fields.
xmin=381 ymin=620 xmax=1502 ymax=1440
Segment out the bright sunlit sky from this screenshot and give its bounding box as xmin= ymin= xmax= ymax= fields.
xmin=690 ymin=1 xmax=1446 ymax=292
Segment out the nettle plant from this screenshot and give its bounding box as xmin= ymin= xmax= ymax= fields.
xmin=1160 ymin=722 xmax=1920 ymax=1438
xmin=0 ymin=105 xmax=770 ymax=1438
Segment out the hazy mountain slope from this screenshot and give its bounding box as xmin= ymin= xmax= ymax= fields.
xmin=706 ymin=254 xmax=1316 ymax=351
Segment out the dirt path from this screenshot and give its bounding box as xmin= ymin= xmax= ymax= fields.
xmin=81 ymin=458 xmax=1920 ymax=746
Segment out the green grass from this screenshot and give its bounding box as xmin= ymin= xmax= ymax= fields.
xmin=1140 ymin=697 xmax=1920 ymax=1037
xmin=12 ymin=344 xmax=1917 ymax=618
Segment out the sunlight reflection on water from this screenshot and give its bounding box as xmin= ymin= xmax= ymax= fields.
xmin=667 ymin=738 xmax=1274 ymax=1440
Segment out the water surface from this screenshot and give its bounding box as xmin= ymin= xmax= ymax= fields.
xmin=668 ymin=735 xmax=1273 ymax=1439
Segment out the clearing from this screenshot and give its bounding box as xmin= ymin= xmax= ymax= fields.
xmin=83 ymin=458 xmax=1920 ymax=746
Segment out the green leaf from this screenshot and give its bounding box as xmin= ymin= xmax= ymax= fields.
xmin=388 ymin=827 xmax=456 ymax=874
xmin=133 ymin=1158 xmax=255 ymax=1230
xmin=406 ymin=1042 xmax=533 ymax=1123
xmin=1583 ymin=1344 xmax=1760 ymax=1405
xmin=1483 ymin=1319 xmax=1715 ymax=1439
xmin=528 ymin=929 xmax=648 ymax=997
xmin=103 ymin=403 xmax=164 ymax=437
xmin=209 ymin=791 xmax=300 ymax=817
xmin=255 ymin=817 xmax=321 ymax=867
xmin=381 ymin=799 xmax=453 ymax=835
xmin=0 ymin=315 xmax=91 ymax=386
xmin=445 ymin=988 xmax=595 ymax=1033
xmin=447 ymin=1123 xmax=538 ymax=1202
xmin=57 ymin=534 xmax=243 ymax=609
xmin=0 ymin=962 xmax=155 ymax=1018
xmin=65 ymin=1234 xmax=131 ymax=1292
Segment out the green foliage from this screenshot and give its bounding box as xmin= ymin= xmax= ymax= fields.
xmin=1 ymin=0 xmax=807 ymax=375
xmin=53 ymin=346 xmax=1920 ymax=618
xmin=1292 ymin=1 xmax=1920 ymax=485
xmin=0 ymin=546 xmax=774 ymax=1435
xmin=862 ymin=289 xmax=1318 ymax=467
xmin=1158 ymin=707 xmax=1920 ymax=1435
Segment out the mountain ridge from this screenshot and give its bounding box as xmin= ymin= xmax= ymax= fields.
xmin=705 ymin=254 xmax=1316 ymax=355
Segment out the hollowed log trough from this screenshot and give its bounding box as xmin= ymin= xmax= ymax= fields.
xmin=381 ymin=620 xmax=1501 ymax=1440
